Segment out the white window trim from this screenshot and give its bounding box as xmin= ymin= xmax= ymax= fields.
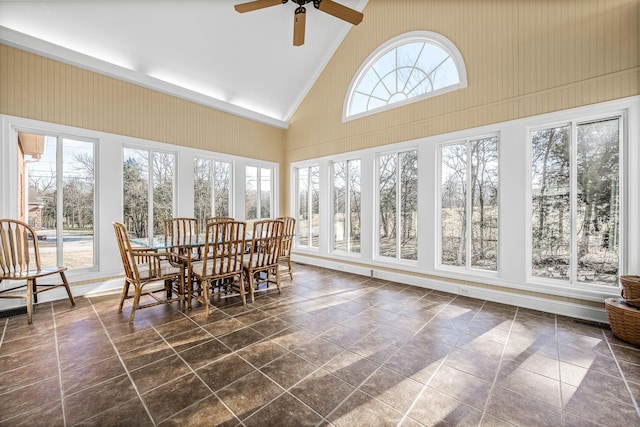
xmin=374 ymin=147 xmax=419 ymax=264
xmin=0 ymin=114 xmax=279 ymax=290
xmin=194 ymin=156 xmax=236 ymax=220
xmin=436 ymin=133 xmax=501 ymax=276
xmin=330 ymin=157 xmax=362 ymax=257
xmin=122 ymin=145 xmax=178 ymax=239
xmin=293 ymin=163 xmax=321 ymax=252
xmin=525 ymin=112 xmax=628 ymax=293
xmin=343 ymin=30 xmax=468 ymax=122
xmin=290 ymin=96 xmax=640 ymax=305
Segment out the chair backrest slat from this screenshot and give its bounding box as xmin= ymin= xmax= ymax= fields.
xmin=0 ymin=219 xmax=39 ymax=275
xmin=202 ymin=220 xmax=245 ymax=276
xmin=164 ymin=217 xmax=199 ymax=246
xmin=113 ymin=221 xmax=141 ymax=282
xmin=276 ymin=216 xmax=295 ymax=257
xmin=249 ymin=219 xmax=284 ymax=268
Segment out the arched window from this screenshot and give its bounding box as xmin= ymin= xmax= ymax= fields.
xmin=344 ymin=31 xmax=467 ymax=120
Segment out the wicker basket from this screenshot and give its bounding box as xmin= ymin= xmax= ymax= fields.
xmin=605 ymin=298 xmax=640 ymax=346
xmin=620 ymin=275 xmax=640 ymax=307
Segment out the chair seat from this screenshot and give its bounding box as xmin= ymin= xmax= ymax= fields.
xmin=191 ymin=259 xmax=243 ymax=277
xmin=1 ymin=266 xmax=67 ymax=280
xmin=136 ymin=260 xmax=182 ymax=281
xmin=242 ymin=255 xmax=270 ymax=270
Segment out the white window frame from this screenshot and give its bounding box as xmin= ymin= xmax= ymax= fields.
xmin=18 ymin=131 xmax=98 ymax=271
xmin=526 ymin=113 xmax=626 ymax=291
xmin=437 ymin=134 xmax=500 ymax=274
xmin=330 ymin=157 xmax=362 ymax=256
xmin=294 ymin=163 xmax=321 ymax=251
xmin=122 ymin=145 xmax=177 ymax=239
xmin=244 ymin=164 xmax=275 ymax=220
xmin=194 ymin=156 xmax=235 ymax=222
xmin=375 ymin=148 xmax=419 ymax=263
xmin=343 ymin=30 xmax=468 ymax=122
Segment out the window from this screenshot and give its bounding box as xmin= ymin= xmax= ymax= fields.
xmin=297 ymin=165 xmax=320 ymax=249
xmin=378 ymin=150 xmax=418 ymax=260
xmin=332 ymin=159 xmax=361 ymax=253
xmin=123 ymin=148 xmax=175 ymax=238
xmin=23 ymin=135 xmax=95 ymax=269
xmin=194 ymin=158 xmax=232 ymax=225
xmin=245 ymin=166 xmax=272 ymax=220
xmin=345 ymin=31 xmax=467 ymax=120
xmin=531 ymin=118 xmax=620 ymax=286
xmin=440 ymin=137 xmax=499 ymax=271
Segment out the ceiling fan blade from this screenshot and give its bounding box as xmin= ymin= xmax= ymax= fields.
xmin=234 ymin=0 xmax=282 ymax=13
xmin=317 ymin=0 xmax=363 ymax=25
xmin=293 ymin=9 xmax=306 ymax=46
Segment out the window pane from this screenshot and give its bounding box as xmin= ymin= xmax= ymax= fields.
xmin=194 ymin=158 xmax=212 ymax=227
xmin=62 ymin=139 xmax=94 ymax=269
xmin=152 ymin=152 xmax=174 ymax=236
xmin=260 ymin=168 xmax=271 ymax=219
xmin=379 ymin=154 xmax=397 ymax=257
xmin=531 ymin=126 xmax=571 ymax=280
xmin=123 ymin=148 xmax=149 ymax=238
xmin=348 ymin=35 xmax=463 ymax=117
xmin=441 ymin=144 xmax=467 ymax=266
xmin=28 ymin=136 xmax=57 ymax=267
xmin=298 ymin=168 xmax=309 ymax=246
xmin=245 ymin=166 xmax=257 ymax=220
xmin=349 ymin=160 xmax=361 ymax=253
xmin=400 ymin=151 xmax=418 ymax=260
xmin=470 ymin=138 xmax=498 ymax=270
xmin=311 ymin=166 xmax=320 ymax=248
xmin=333 ymin=162 xmax=347 ymax=251
xmin=214 ymin=161 xmax=231 ymax=217
xmin=576 ymin=119 xmax=619 ymax=285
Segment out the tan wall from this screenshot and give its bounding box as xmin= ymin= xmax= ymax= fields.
xmin=0 ymin=44 xmax=285 ymax=165
xmin=284 ymin=0 xmax=640 ymax=213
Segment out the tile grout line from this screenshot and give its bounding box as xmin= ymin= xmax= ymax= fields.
xmin=87 ymin=298 xmax=159 ymax=426
xmin=395 ymin=296 xmax=489 ymax=426
xmin=476 ymin=303 xmax=517 ymax=426
xmin=146 ymin=317 xmax=247 ymax=426
xmin=52 ymin=302 xmax=68 ymax=427
xmin=602 ymin=328 xmax=640 ymax=418
xmin=322 ymin=291 xmax=459 ymax=427
xmin=0 ymin=317 xmax=7 ymax=349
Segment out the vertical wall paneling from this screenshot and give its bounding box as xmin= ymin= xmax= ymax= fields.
xmin=285 ymin=0 xmax=640 ymax=163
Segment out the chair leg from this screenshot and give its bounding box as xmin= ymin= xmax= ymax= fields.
xmin=129 ymin=286 xmax=142 ymax=323
xmin=26 ymin=279 xmax=34 ymax=325
xmin=32 ymin=278 xmax=38 ymax=304
xmin=60 ymin=271 xmax=76 ymax=306
xmin=238 ymin=273 xmax=246 ymax=305
xmin=275 ymin=266 xmax=281 ymax=294
xmin=187 ymin=274 xmax=195 ymax=310
xmin=288 ymin=258 xmax=293 ymax=280
xmin=248 ymin=271 xmax=255 ymax=302
xmin=119 ymin=280 xmax=130 ymax=311
xmin=202 ymin=280 xmax=210 ymax=317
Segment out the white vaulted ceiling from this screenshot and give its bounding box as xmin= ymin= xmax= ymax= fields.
xmin=0 ymin=0 xmax=368 ymax=128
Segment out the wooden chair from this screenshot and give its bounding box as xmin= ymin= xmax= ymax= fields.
xmin=276 ymin=216 xmax=296 ymax=279
xmin=0 ymin=219 xmax=75 ymax=324
xmin=190 ymin=220 xmax=246 ymax=315
xmin=243 ymin=219 xmax=284 ymax=302
xmin=113 ymin=221 xmax=185 ymax=322
xmin=164 ymin=217 xmax=200 ymax=306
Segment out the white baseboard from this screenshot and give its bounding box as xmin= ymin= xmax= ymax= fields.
xmin=293 ymin=254 xmax=609 ymax=324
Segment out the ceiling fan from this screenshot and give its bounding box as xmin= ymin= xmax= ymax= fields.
xmin=234 ymin=0 xmax=363 ymax=46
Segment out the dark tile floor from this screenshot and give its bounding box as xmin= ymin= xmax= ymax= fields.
xmin=1 ymin=264 xmax=639 ymax=426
